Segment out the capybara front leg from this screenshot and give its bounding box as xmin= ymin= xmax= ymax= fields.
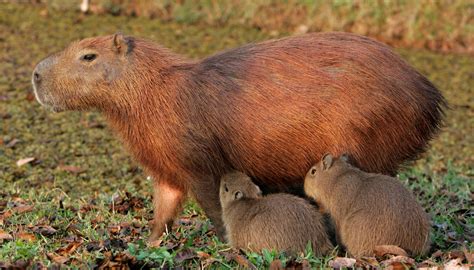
xmin=191 ymin=176 xmax=226 ymax=240
xmin=149 ymin=180 xmax=185 ymax=242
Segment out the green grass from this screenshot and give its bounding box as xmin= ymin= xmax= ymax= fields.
xmin=0 ymin=3 xmax=473 ymax=268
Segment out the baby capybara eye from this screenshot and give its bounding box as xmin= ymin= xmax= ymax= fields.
xmin=81 ymin=53 xmax=97 ymax=62
xmin=310 ymin=167 xmax=317 ymax=175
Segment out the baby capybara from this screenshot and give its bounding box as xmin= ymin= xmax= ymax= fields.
xmin=304 ymin=154 xmax=431 ymax=257
xmin=32 ymin=32 xmax=445 ymax=240
xmin=220 ymin=171 xmax=333 ymax=255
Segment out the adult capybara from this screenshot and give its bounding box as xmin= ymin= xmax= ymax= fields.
xmin=32 ymin=32 xmax=445 ymax=240
xmin=220 ymin=171 xmax=333 ymax=255
xmin=304 ymin=154 xmax=431 ymax=257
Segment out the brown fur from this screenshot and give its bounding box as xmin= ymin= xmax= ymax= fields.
xmin=304 ymin=154 xmax=431 ymax=257
xmin=32 ymin=32 xmax=445 ymax=240
xmin=220 ymin=171 xmax=333 ymax=255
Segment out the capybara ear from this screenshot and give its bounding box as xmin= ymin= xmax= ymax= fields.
xmin=112 ymin=32 xmax=129 ymax=55
xmin=234 ymin=191 xmax=243 ymax=200
xmin=322 ymin=153 xmax=333 ymax=170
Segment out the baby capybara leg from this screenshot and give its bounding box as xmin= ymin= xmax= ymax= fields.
xmin=149 ymin=180 xmax=185 ymax=242
xmin=190 ymin=176 xmax=226 ymax=240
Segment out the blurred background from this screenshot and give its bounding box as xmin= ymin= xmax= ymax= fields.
xmin=0 ymin=0 xmax=472 ymax=268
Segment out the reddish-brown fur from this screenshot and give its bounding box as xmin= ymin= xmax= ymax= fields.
xmin=32 ymin=32 xmax=445 ymax=240
xmin=304 ymin=154 xmax=431 ymax=257
xmin=220 ymin=171 xmax=333 ymax=255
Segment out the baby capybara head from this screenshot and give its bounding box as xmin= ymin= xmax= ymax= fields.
xmin=219 ymin=171 xmax=262 ymax=209
xmin=304 ymin=154 xmax=351 ymax=202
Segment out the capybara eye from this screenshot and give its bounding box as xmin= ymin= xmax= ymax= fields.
xmin=81 ymin=53 xmax=97 ymax=62
xmin=310 ymin=168 xmax=317 ymax=175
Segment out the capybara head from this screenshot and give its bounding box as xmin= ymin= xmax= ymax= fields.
xmin=304 ymin=153 xmax=351 ymax=202
xmin=219 ymin=171 xmax=262 ymax=209
xmin=32 ymin=34 xmax=132 ymax=111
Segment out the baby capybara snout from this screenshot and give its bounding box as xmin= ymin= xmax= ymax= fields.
xmin=220 ymin=171 xmax=334 ymax=255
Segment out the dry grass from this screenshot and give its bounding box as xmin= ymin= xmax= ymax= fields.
xmin=22 ymin=0 xmax=474 ymax=54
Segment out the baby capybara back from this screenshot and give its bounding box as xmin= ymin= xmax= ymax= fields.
xmin=304 ymin=154 xmax=430 ymax=257
xmin=220 ymin=171 xmax=333 ymax=255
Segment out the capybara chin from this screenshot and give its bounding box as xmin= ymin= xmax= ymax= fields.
xmin=32 ymin=32 xmax=445 ymax=240
xmin=304 ymin=154 xmax=431 ymax=257
xmin=220 ymin=171 xmax=333 ymax=255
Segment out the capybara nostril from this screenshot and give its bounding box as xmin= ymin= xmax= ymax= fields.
xmin=33 ymin=71 xmax=41 ymax=83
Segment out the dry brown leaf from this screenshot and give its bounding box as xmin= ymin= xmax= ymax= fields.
xmin=463 ymin=248 xmax=473 ymax=264
xmin=329 ymin=257 xmax=356 ymax=268
xmin=46 ymin=252 xmax=68 ymax=264
xmin=0 ymin=229 xmax=13 ymax=241
xmin=16 ymin=157 xmax=36 ymax=166
xmin=233 ymin=254 xmax=256 ymax=269
xmin=374 ymin=245 xmax=409 ymax=257
xmin=196 ymin=251 xmax=210 ymax=259
xmin=148 ymin=239 xmax=162 ymax=248
xmin=32 ymin=225 xmax=57 ymax=236
xmin=13 ymin=204 xmax=34 ymax=214
xmin=6 ymin=138 xmax=19 ymax=148
xmin=56 ymin=241 xmax=83 ymax=256
xmin=381 ymin=255 xmax=415 ymax=269
xmin=16 ymin=232 xmax=36 ymax=242
xmin=444 ymin=258 xmax=472 ymax=270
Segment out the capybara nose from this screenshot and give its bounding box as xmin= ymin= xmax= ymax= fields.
xmin=33 ymin=71 xmax=41 ymax=83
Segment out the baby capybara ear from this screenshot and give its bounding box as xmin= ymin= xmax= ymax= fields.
xmin=322 ymin=153 xmax=334 ymax=171
xmin=112 ymin=32 xmax=130 ymax=55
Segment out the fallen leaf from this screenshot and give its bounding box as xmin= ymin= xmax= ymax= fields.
xmin=46 ymin=252 xmax=68 ymax=264
xmin=381 ymin=255 xmax=415 ymax=268
xmin=16 ymin=232 xmax=36 ymax=242
xmin=463 ymin=247 xmax=473 ymax=264
xmin=329 ymin=257 xmax=356 ymax=268
xmin=32 ymin=225 xmax=57 ymax=236
xmin=0 ymin=229 xmax=13 ymax=241
xmin=12 ymin=204 xmax=34 ymax=214
xmin=6 ymin=138 xmax=19 ymax=148
xmin=148 ymin=239 xmax=162 ymax=248
xmin=196 ymin=251 xmax=210 ymax=259
xmin=232 ymin=254 xmax=255 ymax=269
xmin=374 ymin=245 xmax=408 ymax=257
xmin=444 ymin=258 xmax=472 ymax=270
xmin=16 ymin=157 xmax=36 ymax=167
xmin=56 ymin=240 xmax=83 ymax=256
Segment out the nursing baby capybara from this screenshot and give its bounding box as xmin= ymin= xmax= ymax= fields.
xmin=32 ymin=32 xmax=445 ymax=240
xmin=304 ymin=154 xmax=431 ymax=257
xmin=220 ymin=171 xmax=333 ymax=255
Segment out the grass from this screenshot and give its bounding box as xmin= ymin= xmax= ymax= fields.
xmin=0 ymin=2 xmax=473 ymax=268
xmin=24 ymin=0 xmax=474 ymax=54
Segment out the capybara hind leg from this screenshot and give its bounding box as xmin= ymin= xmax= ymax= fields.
xmin=191 ymin=176 xmax=226 ymax=240
xmin=149 ymin=180 xmax=185 ymax=242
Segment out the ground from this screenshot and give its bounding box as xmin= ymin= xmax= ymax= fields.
xmin=0 ymin=3 xmax=472 ymax=269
